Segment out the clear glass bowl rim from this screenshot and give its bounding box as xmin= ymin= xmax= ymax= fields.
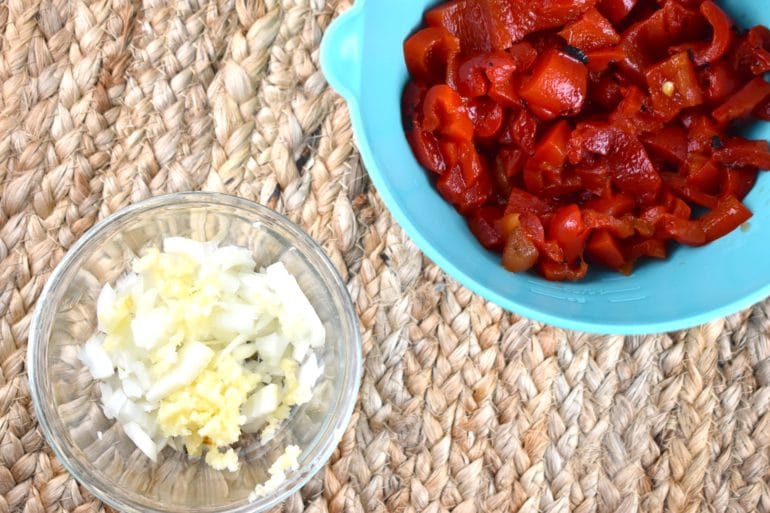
xmin=27 ymin=192 xmax=363 ymax=513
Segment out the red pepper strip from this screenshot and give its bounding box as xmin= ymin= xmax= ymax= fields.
xmin=700 ymin=60 xmax=743 ymax=105
xmin=519 ymin=49 xmax=588 ymax=121
xmin=422 ymin=85 xmax=474 ymax=141
xmin=663 ymin=173 xmax=719 ymax=209
xmin=712 ymin=78 xmax=770 ymax=124
xmin=660 ymin=215 xmax=707 ymax=246
xmin=585 ymin=47 xmax=626 ymax=72
xmin=468 ymin=206 xmax=505 ymax=250
xmin=457 ymin=51 xmax=518 ymax=99
xmin=584 ymin=194 xmax=635 ymax=216
xmin=597 ymin=0 xmax=637 ymax=24
xmin=436 ymin=156 xmax=492 ymax=213
xmin=539 ymin=259 xmax=589 ymax=281
xmin=687 ymin=158 xmax=722 ymax=194
xmin=404 ymin=28 xmax=461 ymax=84
xmin=698 ymin=195 xmax=753 ymax=243
xmin=693 ymin=1 xmax=734 ymax=65
xmin=467 ymin=97 xmax=505 ymax=139
xmin=505 ymin=187 xmax=553 ymax=217
xmin=558 ymin=8 xmax=620 ymax=52
xmin=549 ymin=204 xmax=589 ymax=263
xmin=721 ymin=168 xmax=757 ymax=200
xmin=640 ymin=125 xmax=688 ymax=166
xmin=586 ymin=229 xmax=625 ymax=269
xmin=523 ymin=120 xmax=571 ymax=194
xmin=714 ymin=138 xmax=770 ymax=170
xmin=645 ymin=52 xmax=704 ymax=121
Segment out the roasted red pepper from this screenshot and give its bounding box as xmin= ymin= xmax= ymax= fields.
xmin=645 ymin=52 xmax=704 ymax=121
xmin=404 ymin=28 xmax=461 ymax=84
xmin=549 ymin=204 xmax=589 ymax=263
xmin=523 ymin=120 xmax=571 ymax=193
xmin=712 ymin=78 xmax=770 ymax=124
xmin=586 ymin=229 xmax=625 ymax=269
xmin=699 ymin=195 xmax=753 ymax=243
xmin=714 ymin=138 xmax=770 ymax=170
xmin=422 ymin=85 xmax=474 ymax=141
xmin=403 ymin=0 xmax=768 ymax=281
xmin=693 ymin=1 xmax=734 ymax=65
xmin=558 ymin=8 xmax=621 ymax=52
xmin=519 ymin=49 xmax=589 ymax=120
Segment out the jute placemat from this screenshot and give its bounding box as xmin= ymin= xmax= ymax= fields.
xmin=2 ymin=0 xmax=770 ymax=512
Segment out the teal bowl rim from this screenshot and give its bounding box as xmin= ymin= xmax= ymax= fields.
xmin=320 ymin=0 xmax=770 ymax=335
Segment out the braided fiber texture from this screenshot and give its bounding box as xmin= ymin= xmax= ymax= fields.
xmin=2 ymin=0 xmax=770 ymax=511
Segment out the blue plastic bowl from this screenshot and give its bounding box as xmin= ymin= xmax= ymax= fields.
xmin=320 ymin=0 xmax=770 ymax=335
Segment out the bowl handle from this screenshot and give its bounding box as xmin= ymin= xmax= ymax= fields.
xmin=320 ymin=3 xmax=365 ymax=101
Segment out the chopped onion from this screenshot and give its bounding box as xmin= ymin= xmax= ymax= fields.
xmin=80 ymin=335 xmax=114 ymax=379
xmin=82 ymin=237 xmax=326 ymax=477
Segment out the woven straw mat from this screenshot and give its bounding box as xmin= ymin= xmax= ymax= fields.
xmin=2 ymin=0 xmax=770 ymax=512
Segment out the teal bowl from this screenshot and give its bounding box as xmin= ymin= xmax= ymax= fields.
xmin=320 ymin=0 xmax=770 ymax=335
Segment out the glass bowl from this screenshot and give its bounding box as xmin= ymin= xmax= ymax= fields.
xmin=28 ymin=192 xmax=362 ymax=513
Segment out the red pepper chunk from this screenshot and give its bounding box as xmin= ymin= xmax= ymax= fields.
xmin=645 ymin=52 xmax=704 ymax=120
xmin=734 ymin=26 xmax=770 ymax=76
xmin=519 ymin=49 xmax=588 ymax=120
xmin=436 ymin=150 xmax=492 ymax=213
xmin=549 ymin=204 xmax=589 ymax=263
xmin=422 ymin=85 xmax=474 ymax=141
xmin=457 ymin=52 xmax=520 ymax=105
xmin=699 ymin=195 xmax=753 ymax=243
xmin=714 ymin=138 xmax=770 ymax=170
xmin=404 ymin=28 xmax=460 ymax=84
xmin=700 ymin=60 xmax=743 ymax=105
xmin=467 ymin=97 xmax=505 ymax=139
xmin=558 ymin=8 xmax=620 ymax=52
xmin=712 ymin=78 xmax=770 ymax=124
xmin=523 ymin=120 xmax=571 ymax=193
xmin=468 ymin=206 xmax=505 ymax=250
xmin=641 ymin=125 xmax=688 ymax=166
xmin=586 ymin=230 xmax=625 ymax=269
xmin=403 ymin=0 xmax=770 ymax=281
xmin=585 ymin=47 xmax=626 ymax=72
xmin=692 ymin=1 xmax=734 ymax=65
xmin=721 ymin=168 xmax=757 ymax=200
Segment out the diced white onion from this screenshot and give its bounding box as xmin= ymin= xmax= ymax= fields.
xmin=82 ymin=237 xmax=327 ymax=478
